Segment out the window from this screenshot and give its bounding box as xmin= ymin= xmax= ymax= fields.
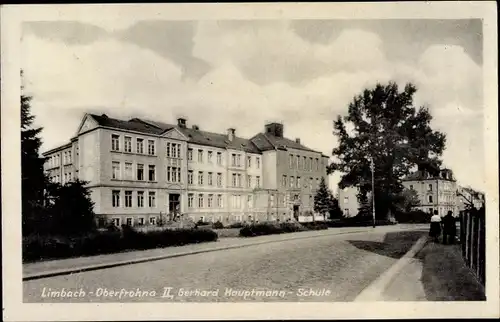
xmin=124 ymin=136 xmax=132 ymax=153
xmin=410 ymin=185 xmax=414 ymax=190
xmin=344 ymin=196 xmax=349 ymax=204
xmin=136 ymin=138 xmax=144 ymax=154
xmin=217 ymin=194 xmax=223 ymax=208
xmin=208 ymin=151 xmax=213 ymax=163
xmin=167 ymin=167 xmax=181 ymax=183
xmin=188 ymin=170 xmax=193 ymax=185
xmin=125 ymin=162 xmax=133 ymax=180
xmin=188 ymin=148 xmax=193 ymax=161
xmin=344 ymin=209 xmax=349 ymax=216
xmin=428 ymin=184 xmax=433 ymax=191
xmin=247 ymin=195 xmax=253 ymax=208
xmin=296 ymin=155 xmax=300 ymax=168
xmin=198 ymin=149 xmax=203 ymax=162
xmin=198 ymin=171 xmax=204 ymax=185
xmin=149 ymin=216 xmax=157 ymax=225
xmin=428 ymin=195 xmax=433 ymax=203
xmin=231 ymin=154 xmax=237 ymax=166
xmin=256 ymin=157 xmax=260 ymax=169
xmin=125 ymin=191 xmax=133 ymax=207
xmin=309 ymin=157 xmax=313 ymax=171
xmin=289 ymin=155 xmax=294 ymax=168
xmin=238 ymin=174 xmax=243 ymax=187
xmin=232 ymin=173 xmax=237 ymax=187
xmin=303 ymin=156 xmax=307 ymax=170
xmin=290 ymin=176 xmax=295 ymax=188
xmin=237 ymin=155 xmax=241 ymax=167
xmin=137 ymin=217 xmax=145 ymax=226
xmin=167 ymin=142 xmax=181 ymax=158
xmin=208 ymin=172 xmax=213 ymax=186
xmin=188 ymin=194 xmax=194 ymax=208
xmin=282 ymin=175 xmax=287 ymax=187
xmin=112 ymin=190 xmax=120 ymax=207
xmin=217 ymin=173 xmax=222 ymax=187
xmin=247 ymin=156 xmax=252 ymax=168
xmin=217 ymin=152 xmax=222 ymax=165
xmin=148 ymin=140 xmax=155 ymax=155
xmin=208 ymin=194 xmax=214 ymax=208
xmin=270 ymin=194 xmax=275 ymax=207
xmin=198 ymin=194 xmax=204 ymax=208
xmin=256 ymin=176 xmax=261 ymax=188
xmin=125 ymin=217 xmax=133 ymax=226
xmin=137 ymin=191 xmax=144 ymax=208
xmin=148 ymin=191 xmax=156 ymax=208
xmin=111 ymin=135 xmax=120 ymax=151
xmin=112 ymin=161 xmax=120 ymax=179
xmin=297 ymin=177 xmax=301 ymax=188
xmin=315 ymin=158 xmax=319 ymax=171
xmin=148 ymin=165 xmax=156 ymax=181
xmin=247 ymin=175 xmax=252 ymax=188
xmin=137 ymin=164 xmax=144 ymax=180
xmin=111 ymin=218 xmax=121 ymax=227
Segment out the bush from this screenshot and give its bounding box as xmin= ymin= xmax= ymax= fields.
xmin=301 ymin=222 xmax=329 ymax=230
xmin=395 ymin=210 xmax=431 ymax=223
xmin=239 ymin=222 xmax=314 ymax=237
xmin=325 ymin=216 xmax=397 ymax=228
xmin=227 ymin=222 xmax=245 ymax=229
xmin=212 ymin=221 xmax=224 ymax=229
xmin=22 ymin=227 xmax=219 ymax=263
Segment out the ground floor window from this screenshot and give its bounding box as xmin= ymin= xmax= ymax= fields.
xmin=126 ymin=217 xmax=133 ymax=226
xmin=137 ymin=217 xmax=145 ymax=226
xmin=111 ymin=218 xmax=121 ymax=227
xmin=149 ymin=216 xmax=157 ymax=225
xmin=97 ymin=218 xmax=106 ymax=227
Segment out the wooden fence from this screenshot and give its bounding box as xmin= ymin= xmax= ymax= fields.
xmin=459 ymin=206 xmax=486 ymax=287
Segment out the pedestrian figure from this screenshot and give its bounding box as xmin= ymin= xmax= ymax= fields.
xmin=442 ymin=210 xmax=456 ymax=245
xmin=429 ymin=210 xmax=442 ymax=243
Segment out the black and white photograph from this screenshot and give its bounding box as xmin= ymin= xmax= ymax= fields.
xmin=2 ymin=2 xmax=498 ymax=320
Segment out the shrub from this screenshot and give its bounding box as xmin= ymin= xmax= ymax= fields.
xmin=301 ymin=222 xmax=329 ymax=230
xmin=395 ymin=210 xmax=431 ymax=223
xmin=212 ymin=221 xmax=224 ymax=229
xmin=22 ymin=227 xmax=219 ymax=263
xmin=227 ymin=222 xmax=245 ymax=229
xmin=239 ymin=222 xmax=310 ymax=237
xmin=325 ymin=216 xmax=397 ymax=228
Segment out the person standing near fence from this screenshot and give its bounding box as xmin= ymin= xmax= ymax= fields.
xmin=442 ymin=210 xmax=456 ymax=245
xmin=429 ymin=210 xmax=442 ymax=242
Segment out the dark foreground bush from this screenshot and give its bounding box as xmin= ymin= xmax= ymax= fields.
xmin=212 ymin=221 xmax=224 ymax=229
xmin=301 ymin=222 xmax=329 ymax=230
xmin=23 ymin=227 xmax=218 ymax=262
xmin=240 ymin=222 xmax=312 ymax=237
xmin=326 ymin=217 xmax=397 ymax=228
xmin=395 ymin=210 xmax=431 ymax=223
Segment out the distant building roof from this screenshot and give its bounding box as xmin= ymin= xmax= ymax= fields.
xmin=250 ymin=133 xmax=321 ymax=153
xmin=402 ymin=169 xmax=456 ymax=182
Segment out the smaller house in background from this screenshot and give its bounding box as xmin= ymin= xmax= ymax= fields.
xmin=337 ymin=186 xmax=359 ymax=218
xmin=457 ymin=186 xmax=485 ymax=211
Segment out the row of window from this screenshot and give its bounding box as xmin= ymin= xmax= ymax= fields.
xmin=109 ymin=216 xmax=157 ymax=227
xmin=111 ymin=134 xmax=156 ymax=155
xmin=49 ymin=172 xmax=74 ymax=184
xmin=47 ymin=151 xmax=73 ymax=168
xmin=187 ymin=149 xmax=261 ymax=169
xmin=111 ymin=190 xmax=156 ymax=208
xmin=282 ymin=175 xmax=321 ymax=189
xmin=112 ymin=162 xmax=158 ymax=182
xmin=187 ymin=193 xmax=224 ymax=208
xmin=289 ymin=154 xmax=320 ymax=172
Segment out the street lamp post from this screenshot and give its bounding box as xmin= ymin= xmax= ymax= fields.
xmin=370 ymin=157 xmax=376 ymax=228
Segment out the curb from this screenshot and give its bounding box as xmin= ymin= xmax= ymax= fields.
xmin=23 ymin=228 xmax=370 ymax=281
xmin=354 ymin=234 xmax=429 ymax=302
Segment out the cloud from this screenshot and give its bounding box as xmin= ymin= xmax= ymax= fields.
xmin=21 ymin=20 xmax=485 ymax=191
xmin=23 ymin=21 xmax=110 ymax=45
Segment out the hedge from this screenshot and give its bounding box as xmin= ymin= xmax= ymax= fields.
xmin=326 ymin=217 xmax=397 ymax=228
xmin=394 ymin=210 xmax=432 ymax=223
xmin=240 ymin=222 xmax=321 ymax=237
xmin=23 ymin=226 xmax=218 ymax=263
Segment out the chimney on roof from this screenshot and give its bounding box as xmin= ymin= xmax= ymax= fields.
xmin=177 ymin=117 xmax=187 ymax=128
xmin=227 ymin=128 xmax=235 ymax=141
xmin=264 ymin=122 xmax=284 ymax=138
xmin=295 ymin=138 xmax=301 ymax=144
xmin=192 ymin=125 xmax=199 ymax=130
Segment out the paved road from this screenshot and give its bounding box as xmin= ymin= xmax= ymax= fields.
xmin=24 ymin=227 xmax=426 ymax=303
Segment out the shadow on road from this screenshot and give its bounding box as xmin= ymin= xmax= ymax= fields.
xmin=347 ymin=230 xmax=425 ymax=259
xmin=415 ymin=242 xmax=486 ymax=301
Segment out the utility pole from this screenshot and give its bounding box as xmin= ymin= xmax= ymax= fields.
xmin=370 ymin=157 xmax=376 ymax=228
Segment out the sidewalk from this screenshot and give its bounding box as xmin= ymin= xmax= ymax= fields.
xmin=381 ymin=240 xmax=486 ymax=301
xmin=23 ymin=226 xmax=372 ymax=280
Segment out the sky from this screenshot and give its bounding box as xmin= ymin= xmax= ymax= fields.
xmin=20 ymin=19 xmax=485 ymax=193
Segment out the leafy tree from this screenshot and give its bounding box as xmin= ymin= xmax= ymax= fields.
xmin=314 ymin=177 xmax=333 ymax=219
xmin=46 ymin=179 xmax=96 ymax=236
xmin=393 ymin=188 xmax=421 ymax=213
xmin=21 ymin=71 xmax=48 ymax=235
xmin=328 ymin=195 xmax=343 ymax=219
xmin=328 ymin=82 xmax=446 ymax=220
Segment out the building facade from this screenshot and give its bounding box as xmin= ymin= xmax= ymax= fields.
xmin=337 ymin=186 xmax=359 ymax=218
xmin=43 ymin=114 xmax=329 ymax=227
xmin=401 ymin=168 xmax=459 ymax=216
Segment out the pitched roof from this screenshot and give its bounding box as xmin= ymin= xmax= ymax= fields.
xmin=88 ymin=114 xmax=261 ymax=153
xmin=251 ymin=133 xmax=320 ymax=153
